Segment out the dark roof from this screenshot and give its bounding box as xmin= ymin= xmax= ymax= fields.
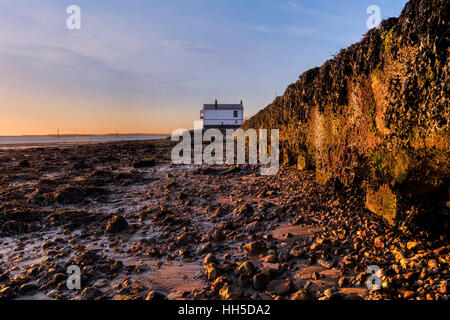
xmin=203 ymin=104 xmax=243 ymax=110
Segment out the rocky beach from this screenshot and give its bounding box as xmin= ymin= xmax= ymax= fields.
xmin=0 ymin=138 xmax=448 ymax=300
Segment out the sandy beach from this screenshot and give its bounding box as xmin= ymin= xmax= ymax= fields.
xmin=0 ymin=138 xmax=447 ymax=300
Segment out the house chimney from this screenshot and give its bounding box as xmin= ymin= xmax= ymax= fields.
xmin=215 ymin=99 xmax=218 ymax=108
xmin=240 ymin=100 xmax=243 ymax=106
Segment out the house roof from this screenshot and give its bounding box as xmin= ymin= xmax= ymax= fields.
xmin=203 ymin=104 xmax=243 ymax=110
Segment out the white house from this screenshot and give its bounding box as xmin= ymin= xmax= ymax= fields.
xmin=200 ymin=100 xmax=244 ymax=130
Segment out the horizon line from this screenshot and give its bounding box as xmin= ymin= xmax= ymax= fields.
xmin=0 ymin=133 xmax=171 ymax=138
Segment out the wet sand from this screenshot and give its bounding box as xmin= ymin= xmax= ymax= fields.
xmin=0 ymin=139 xmax=448 ymax=300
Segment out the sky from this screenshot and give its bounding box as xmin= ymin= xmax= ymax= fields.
xmin=0 ymin=0 xmax=408 ymax=135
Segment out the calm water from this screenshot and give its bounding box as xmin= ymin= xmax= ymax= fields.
xmin=0 ymin=135 xmax=167 ymax=149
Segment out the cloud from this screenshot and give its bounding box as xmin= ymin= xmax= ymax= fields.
xmin=266 ymin=0 xmax=321 ymax=16
xmin=162 ymin=40 xmax=218 ymax=54
xmin=251 ymin=25 xmax=271 ymax=33
xmin=286 ymin=26 xmax=317 ymax=37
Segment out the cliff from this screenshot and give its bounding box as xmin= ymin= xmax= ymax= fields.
xmin=243 ymin=0 xmax=449 ymax=229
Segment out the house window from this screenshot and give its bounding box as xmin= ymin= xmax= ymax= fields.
xmin=233 ymin=110 xmax=238 ymax=118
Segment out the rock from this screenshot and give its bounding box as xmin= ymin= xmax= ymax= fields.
xmin=94 ymin=279 xmax=109 ymax=288
xmin=439 ymin=280 xmax=448 ymax=294
xmin=262 ymin=255 xmax=277 ymax=263
xmin=106 ymin=215 xmax=128 ymax=233
xmin=235 ymin=203 xmax=253 ymax=216
xmin=19 ymin=282 xmax=38 ymax=295
xmin=245 ymin=221 xmax=260 ymax=232
xmin=267 ymin=278 xmax=292 ymax=296
xmin=205 ymin=263 xmax=221 ymax=281
xmin=259 ymin=267 xmax=278 ymax=278
xmin=374 ymin=237 xmax=384 ymax=248
xmin=211 ymin=276 xmax=227 ymax=293
xmin=236 ymin=261 xmax=256 ymax=276
xmin=55 ymin=186 xmax=86 ymax=204
xmin=0 ymin=286 xmax=12 ymax=297
xmin=338 ymin=276 xmax=348 ymax=288
xmin=323 ymin=288 xmax=338 ymax=299
xmin=317 ymin=258 xmax=334 ymax=269
xmin=110 ymin=260 xmax=123 ymax=272
xmin=427 ymin=259 xmax=438 ymax=269
xmin=290 ymin=245 xmax=305 ymax=258
xmin=52 ymin=273 xmax=66 ymax=282
xmin=212 ymin=229 xmax=226 ymax=242
xmin=146 ymin=291 xmax=168 ymax=300
xmin=312 ymin=272 xmax=320 ymax=280
xmin=133 ymin=157 xmax=156 ymax=168
xmin=407 ymin=241 xmax=421 ymax=251
xmin=403 ymin=290 xmax=416 ymax=299
xmin=393 ymin=248 xmax=405 ymax=261
xmin=243 ymin=241 xmax=267 ymax=256
xmin=291 ymin=289 xmax=311 ymax=300
xmin=219 ymin=283 xmax=242 ymax=300
xmin=204 ymin=253 xmax=218 ymax=265
xmin=176 ymin=233 xmax=191 ymax=245
xmin=253 ymin=273 xmax=269 ymax=291
xmin=19 ymin=159 xmax=30 ymax=167
xmin=81 ymin=287 xmax=103 ymax=300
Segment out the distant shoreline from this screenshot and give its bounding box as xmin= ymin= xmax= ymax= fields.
xmin=0 ymin=134 xmax=169 ymax=149
xmin=0 ymin=133 xmax=170 ymax=138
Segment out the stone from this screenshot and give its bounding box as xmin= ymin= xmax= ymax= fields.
xmin=235 ymin=203 xmax=253 ymax=216
xmin=439 ymin=280 xmax=448 ymax=294
xmin=81 ymin=287 xmax=103 ymax=300
xmin=19 ymin=282 xmax=38 ymax=295
xmin=133 ymin=157 xmax=156 ymax=168
xmin=403 ymin=290 xmax=416 ymax=299
xmin=253 ymin=273 xmax=269 ymax=291
xmin=374 ymin=237 xmax=384 ymax=248
xmin=146 ymin=291 xmax=168 ymax=300
xmin=212 ymin=229 xmax=226 ymax=242
xmin=427 ymin=259 xmax=438 ymax=269
xmin=205 ymin=263 xmax=221 ymax=281
xmin=19 ymin=159 xmax=30 ymax=168
xmin=291 ymin=289 xmax=311 ymax=300
xmin=55 ymin=186 xmax=86 ymax=204
xmin=236 ymin=261 xmax=256 ymax=276
xmin=338 ymin=276 xmax=348 ymax=288
xmin=267 ymin=278 xmax=292 ymax=296
xmin=219 ymin=284 xmax=242 ymax=300
xmin=243 ymin=241 xmax=267 ymax=256
xmin=317 ymin=258 xmax=334 ymax=269
xmin=106 ymin=215 xmax=128 ymax=233
xmin=323 ymin=288 xmax=338 ymax=299
xmin=204 ymin=253 xmax=217 ymax=265
xmin=110 ymin=260 xmax=123 ymax=272
xmin=262 ymin=255 xmax=278 ymax=263
xmin=290 ymin=245 xmax=305 ymax=258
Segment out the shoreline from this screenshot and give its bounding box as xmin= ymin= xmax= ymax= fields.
xmin=0 ymin=136 xmax=169 ymax=150
xmin=0 ymin=140 xmax=448 ymax=300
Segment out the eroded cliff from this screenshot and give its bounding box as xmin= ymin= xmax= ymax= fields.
xmin=243 ymin=0 xmax=449 ymax=229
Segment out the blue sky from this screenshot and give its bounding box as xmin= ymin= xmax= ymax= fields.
xmin=0 ymin=0 xmax=408 ymax=135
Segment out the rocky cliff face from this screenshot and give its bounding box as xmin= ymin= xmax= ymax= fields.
xmin=243 ymin=0 xmax=449 ymax=229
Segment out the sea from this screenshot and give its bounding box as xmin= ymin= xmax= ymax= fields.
xmin=0 ymin=135 xmax=168 ymax=149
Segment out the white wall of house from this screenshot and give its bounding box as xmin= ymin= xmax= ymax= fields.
xmin=203 ymin=109 xmax=243 ymax=127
